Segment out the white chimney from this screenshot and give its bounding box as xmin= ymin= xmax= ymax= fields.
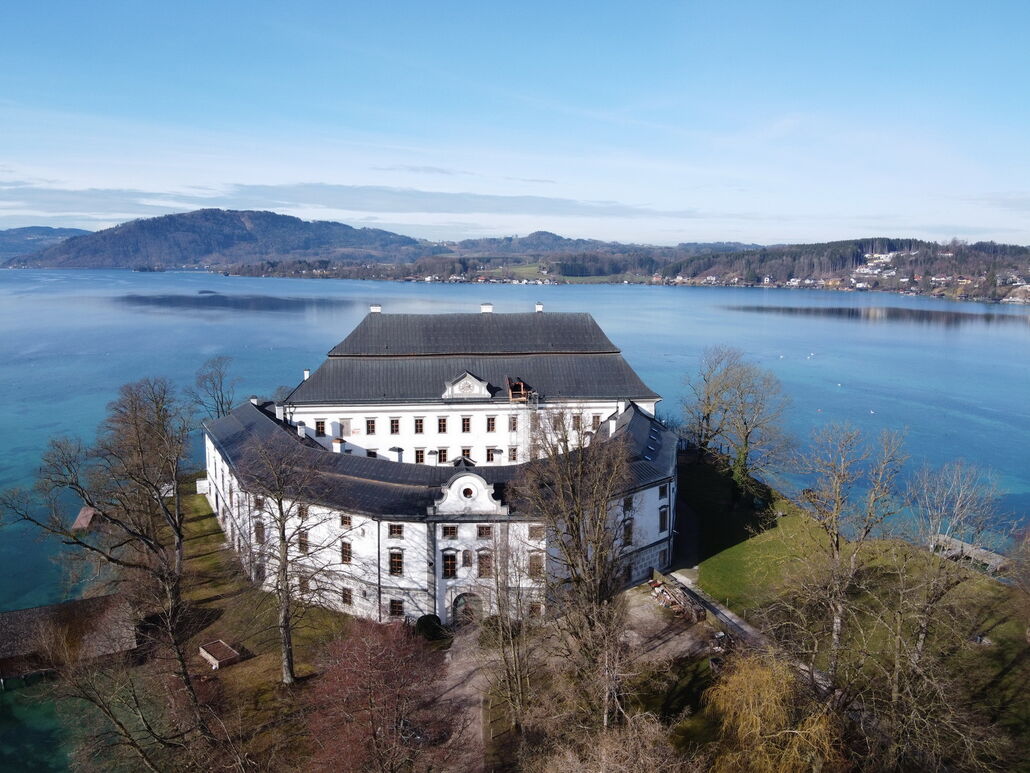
xmin=296 ymin=422 xmax=306 ymax=438
xmin=332 ymin=437 xmax=344 ymax=453
xmin=303 ymin=369 xmax=310 ymax=381
xmin=249 ymin=395 xmax=258 ymax=406
xmin=370 ymin=303 xmax=382 ymax=313
xmin=481 ymin=302 xmax=493 ymax=313
xmin=274 ymin=404 xmax=284 ymax=421
xmin=535 ymin=301 xmax=544 ymax=312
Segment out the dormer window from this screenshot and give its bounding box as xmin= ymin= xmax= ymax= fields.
xmin=508 ymin=378 xmax=531 ymax=402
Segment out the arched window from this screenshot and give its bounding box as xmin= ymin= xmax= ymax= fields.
xmin=461 ymin=549 xmax=473 ymax=568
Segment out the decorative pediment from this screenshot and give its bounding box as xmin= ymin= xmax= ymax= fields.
xmin=442 ymin=371 xmax=491 ymax=400
xmin=430 ymin=473 xmax=509 ymax=516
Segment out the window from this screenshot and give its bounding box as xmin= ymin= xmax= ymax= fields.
xmin=461 ymin=549 xmax=473 ymax=567
xmin=415 ymin=449 xmax=425 ymax=464
xmin=414 ymin=417 xmax=424 ymax=434
xmin=437 ymin=448 xmax=448 ymax=463
xmin=388 ymin=523 xmax=403 ymax=539
xmin=340 ymin=540 xmax=352 ymax=564
xmin=298 ymin=504 xmax=309 ymax=519
xmin=508 ymin=447 xmax=517 ymax=462
xmin=341 ymin=587 xmax=353 ymax=606
xmin=461 ymin=447 xmax=472 ymax=459
xmin=622 ymin=519 xmax=634 ymax=546
xmin=253 ymin=496 xmax=264 ymax=511
xmin=298 ymin=529 xmax=309 ymax=554
xmin=254 ymin=521 xmax=265 ymax=544
xmin=365 ymin=418 xmax=376 ymax=435
xmin=550 ymin=413 xmax=562 ymax=431
xmin=477 ymin=525 xmax=492 ymax=540
xmin=486 ymin=448 xmax=497 ymax=462
xmin=659 ymin=483 xmax=669 ymax=499
xmin=390 ymin=418 xmax=400 ymax=434
xmin=442 ymin=525 xmax=458 ymax=539
xmin=438 ymin=417 xmax=447 ymax=433
xmin=528 ymin=525 xmax=545 ymax=540
xmin=486 ymin=416 xmax=496 ymax=432
xmin=659 ymin=505 xmax=669 ymax=533
xmin=592 ymin=414 xmax=601 ymax=431
xmin=622 ymin=496 xmax=633 ymax=513
xmin=478 ymin=550 xmax=493 ymax=578
xmin=367 ymin=450 xmax=377 ymax=459
xmin=389 ymin=599 xmax=404 ymax=617
xmin=572 ymin=414 xmax=581 ymax=431
xmin=461 ymin=416 xmax=471 ymax=433
xmin=389 ymin=550 xmax=404 ymax=576
xmin=315 ymin=420 xmax=326 ymax=437
xmin=509 ymin=415 xmax=518 ymax=432
xmin=299 ymin=577 xmax=310 ymax=594
xmin=340 ymin=514 xmax=351 ymax=528
xmin=528 ymin=552 xmax=545 ymax=579
xmin=528 ymin=602 xmax=542 ymax=617
xmin=442 ymin=552 xmax=457 ymax=578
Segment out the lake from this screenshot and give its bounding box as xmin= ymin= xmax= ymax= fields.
xmin=1 ymin=269 xmax=1028 ymax=767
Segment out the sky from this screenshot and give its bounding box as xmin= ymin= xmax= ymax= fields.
xmin=2 ymin=1 xmax=1030 ymax=245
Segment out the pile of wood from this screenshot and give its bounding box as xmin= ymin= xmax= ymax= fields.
xmin=648 ymin=578 xmax=706 ymax=624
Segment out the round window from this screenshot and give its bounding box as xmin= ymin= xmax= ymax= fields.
xmin=462 ymin=487 xmax=474 ymax=499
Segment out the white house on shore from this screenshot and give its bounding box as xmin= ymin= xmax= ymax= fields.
xmin=201 ymin=304 xmax=678 ymax=624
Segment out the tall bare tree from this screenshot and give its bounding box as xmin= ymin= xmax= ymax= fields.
xmin=187 ymin=355 xmax=239 ymax=419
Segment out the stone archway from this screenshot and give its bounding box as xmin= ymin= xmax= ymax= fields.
xmin=452 ymin=592 xmax=483 ymax=625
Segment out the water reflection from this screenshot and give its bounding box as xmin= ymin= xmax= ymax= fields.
xmin=726 ymin=305 xmax=1030 ymax=327
xmin=116 ymin=292 xmax=359 ymax=313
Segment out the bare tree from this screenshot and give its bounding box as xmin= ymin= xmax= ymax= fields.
xmin=683 ymin=346 xmax=789 ymax=494
xmin=187 ymin=355 xmax=239 ymax=419
xmin=1011 ymin=527 xmax=1030 ymax=643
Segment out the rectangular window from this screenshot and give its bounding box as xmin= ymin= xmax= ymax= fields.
xmin=486 ymin=416 xmax=496 ymax=432
xmin=508 ymin=447 xmax=517 ymax=462
xmin=528 ymin=552 xmax=545 ymax=579
xmin=437 ymin=448 xmax=448 ymax=463
xmin=438 ymin=417 xmax=447 ymax=433
xmin=415 ymin=449 xmax=425 ymax=464
xmin=442 ymin=525 xmax=458 ymax=539
xmin=299 ymin=577 xmax=310 ymax=594
xmin=340 ymin=541 xmax=352 ymax=564
xmin=298 ymin=504 xmax=309 ymax=519
xmin=528 ymin=602 xmax=542 ymax=617
xmin=442 ymin=552 xmax=457 ymax=578
xmin=572 ymin=414 xmax=581 ymax=431
xmin=367 ymin=450 xmax=377 ymax=459
xmin=477 ymin=525 xmax=492 ymax=540
xmin=414 ymin=417 xmax=424 ymax=434
xmin=659 ymin=505 xmax=669 ymax=533
xmin=389 ymin=599 xmax=404 ymax=617
xmin=298 ymin=529 xmax=309 ymax=554
xmin=461 ymin=416 xmax=471 ymax=433
xmin=253 ymin=496 xmax=264 ymax=510
xmin=486 ymin=448 xmax=497 ymax=462
xmin=509 ymin=415 xmax=518 ymax=432
xmin=315 ymin=420 xmax=326 ymax=437
xmin=623 ymin=496 xmax=633 ymax=513
xmin=550 ymin=414 xmax=561 ymax=431
xmin=461 ymin=447 xmax=472 ymax=459
xmin=390 ymin=418 xmax=400 ymax=434
xmin=340 ymin=514 xmax=351 ymax=528
xmin=623 ymin=519 xmax=634 ymax=546
xmin=478 ymin=551 xmax=493 ymax=578
xmin=388 ymin=523 xmax=403 ymax=539
xmin=341 ymin=587 xmax=353 ymax=606
xmin=365 ymin=418 xmax=376 ymax=435
xmin=254 ymin=521 xmax=265 ymax=544
xmin=389 ymin=551 xmax=404 ymax=576
xmin=592 ymin=414 xmax=601 ymax=431
xmin=659 ymin=484 xmax=669 ymax=499
xmin=528 ymin=525 xmax=545 ymax=540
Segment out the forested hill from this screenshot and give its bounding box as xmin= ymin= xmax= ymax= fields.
xmin=7 ymin=209 xmax=439 ymax=268
xmin=0 ymin=226 xmax=89 ymax=261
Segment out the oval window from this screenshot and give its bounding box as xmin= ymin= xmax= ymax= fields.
xmin=462 ymin=487 xmax=474 ymax=499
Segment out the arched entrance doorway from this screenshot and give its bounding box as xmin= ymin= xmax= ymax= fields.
xmin=452 ymin=593 xmax=483 ymax=625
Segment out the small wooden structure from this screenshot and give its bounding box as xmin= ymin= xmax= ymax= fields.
xmin=648 ymin=574 xmax=706 ymax=624
xmin=199 ymin=639 xmax=240 ymax=670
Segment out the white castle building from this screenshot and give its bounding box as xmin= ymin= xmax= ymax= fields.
xmin=202 ymin=304 xmax=677 ymax=624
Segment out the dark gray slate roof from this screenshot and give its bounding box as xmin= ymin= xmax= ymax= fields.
xmin=287 ymin=353 xmax=658 ymax=405
xmin=204 ymin=402 xmax=676 ymax=518
xmin=328 ymin=312 xmax=618 ymax=357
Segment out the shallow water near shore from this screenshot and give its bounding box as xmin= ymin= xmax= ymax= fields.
xmin=1 ymin=269 xmax=1028 ymax=766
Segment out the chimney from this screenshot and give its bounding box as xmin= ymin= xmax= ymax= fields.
xmin=249 ymin=395 xmax=258 ymax=406
xmin=481 ymin=302 xmax=493 ymax=313
xmin=274 ymin=404 xmax=284 ymax=421
xmin=535 ymin=301 xmax=544 ymax=312
xmin=332 ymin=437 xmax=344 ymax=453
xmin=370 ymin=303 xmax=382 ymax=313
xmin=296 ymin=422 xmax=306 ymax=438
xmin=303 ymin=369 xmax=310 ymax=381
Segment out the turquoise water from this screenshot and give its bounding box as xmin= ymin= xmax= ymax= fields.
xmin=1 ymin=269 xmax=1028 ymax=766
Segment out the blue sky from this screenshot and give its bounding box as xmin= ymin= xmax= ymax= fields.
xmin=2 ymin=1 xmax=1029 ymax=244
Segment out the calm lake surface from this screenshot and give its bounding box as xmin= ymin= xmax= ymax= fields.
xmin=1 ymin=269 xmax=1029 ymax=767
